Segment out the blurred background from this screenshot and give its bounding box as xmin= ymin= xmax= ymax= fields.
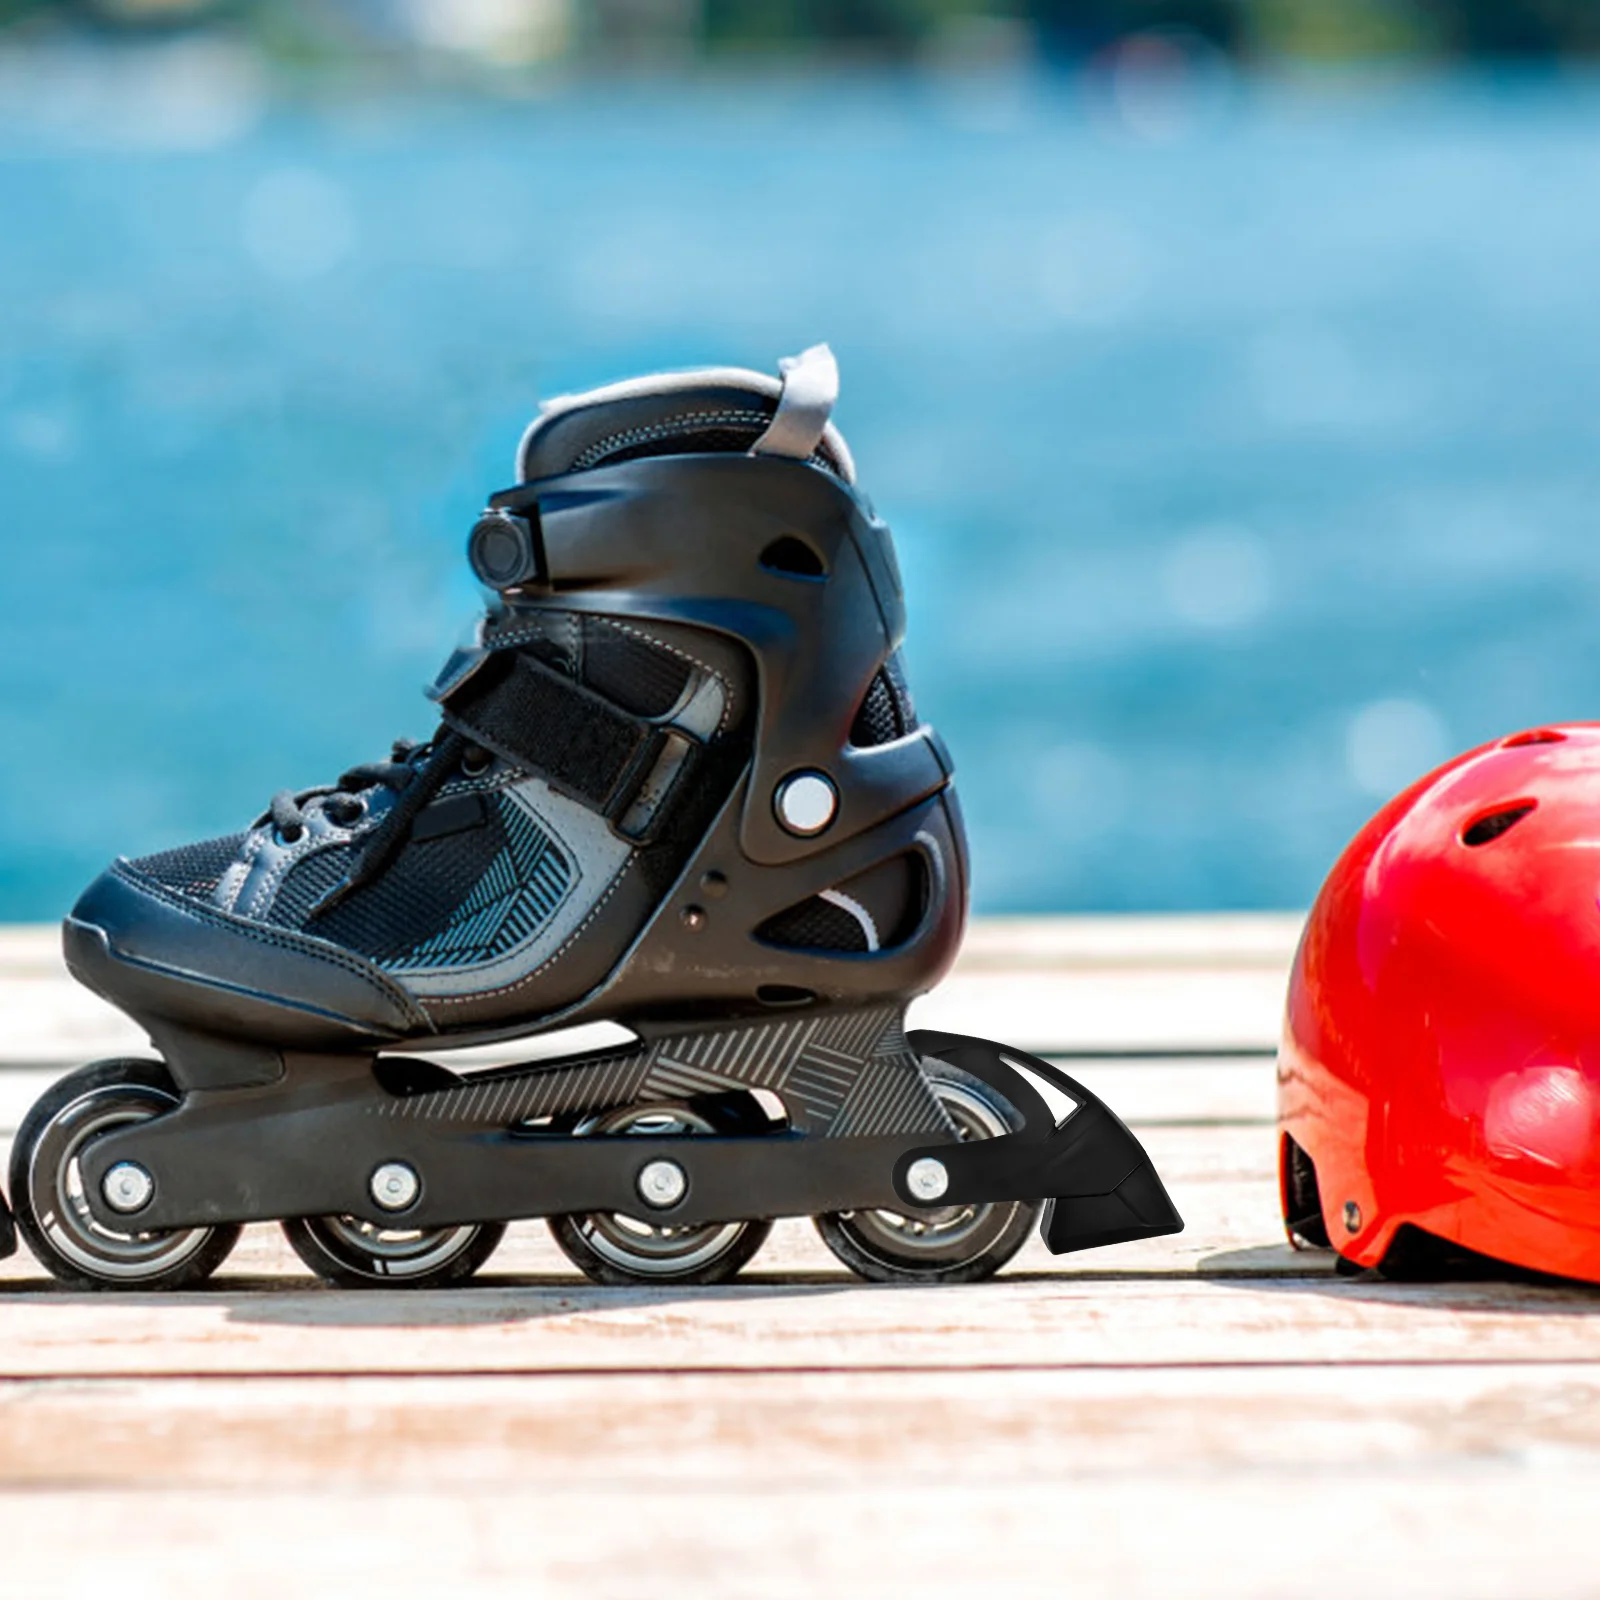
xmin=3 ymin=0 xmax=1599 ymax=919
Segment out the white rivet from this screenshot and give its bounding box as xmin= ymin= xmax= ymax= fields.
xmin=637 ymin=1159 xmax=688 ymax=1209
xmin=370 ymin=1161 xmax=421 ymax=1212
xmin=102 ymin=1162 xmax=154 ymax=1214
xmin=906 ymin=1157 xmax=949 ymax=1203
xmin=775 ymin=771 xmax=838 ymax=836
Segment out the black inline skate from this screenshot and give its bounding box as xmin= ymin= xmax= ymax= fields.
xmin=8 ymin=346 xmax=1181 ymax=1290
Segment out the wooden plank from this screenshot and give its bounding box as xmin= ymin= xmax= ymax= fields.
xmin=0 ymin=1363 xmax=1590 ymax=1486
xmin=0 ymin=1272 xmax=1591 ymax=1378
xmin=1055 ymin=1058 xmax=1275 ymax=1125
xmin=0 ymin=1473 xmax=1591 ymax=1600
xmin=2 ymin=913 xmax=1594 ymax=1600
xmin=0 ymin=913 xmax=1301 ymax=1063
xmin=0 ymin=978 xmax=146 ymax=1067
xmin=955 ymin=912 xmax=1304 ymax=968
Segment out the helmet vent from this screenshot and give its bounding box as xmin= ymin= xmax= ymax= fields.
xmin=1280 ymin=1134 xmax=1330 ymax=1248
xmin=755 ymin=853 xmax=927 ymax=954
xmin=1462 ymin=801 xmax=1536 ymax=847
xmin=759 ymin=536 xmax=827 ymax=580
xmin=1502 ymin=728 xmax=1566 ymax=748
xmin=850 ymin=657 xmax=916 ymax=748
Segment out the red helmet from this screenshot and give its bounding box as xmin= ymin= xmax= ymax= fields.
xmin=1279 ymin=721 xmax=1600 ymax=1282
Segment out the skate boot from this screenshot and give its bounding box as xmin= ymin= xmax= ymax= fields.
xmin=12 ymin=346 xmax=1182 ymax=1290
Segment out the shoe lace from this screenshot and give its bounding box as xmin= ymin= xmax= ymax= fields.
xmin=266 ymin=728 xmax=488 ymax=919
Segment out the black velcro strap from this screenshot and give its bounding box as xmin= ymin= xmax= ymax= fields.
xmin=443 ymin=651 xmax=668 ymax=826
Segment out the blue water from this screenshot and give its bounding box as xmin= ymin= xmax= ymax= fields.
xmin=4 ymin=60 xmax=1600 ymax=919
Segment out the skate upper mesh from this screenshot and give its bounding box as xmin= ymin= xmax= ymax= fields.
xmin=850 ymin=655 xmax=916 ymax=748
xmin=167 ymin=619 xmax=730 ymax=985
xmin=756 ymin=854 xmax=925 ymax=956
xmin=757 ymin=896 xmax=871 ymax=954
xmin=129 ymin=834 xmax=246 ymax=901
xmin=266 ymin=845 xmax=352 ymax=927
xmin=395 ymin=799 xmax=572 ymax=970
xmin=268 ymin=794 xmax=573 ymax=972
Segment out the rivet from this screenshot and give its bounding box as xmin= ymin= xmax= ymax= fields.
xmin=682 ymin=905 xmax=707 ymax=931
xmin=775 ymin=770 xmax=838 ymax=837
xmin=1343 ymin=1200 xmax=1362 ymax=1234
xmin=700 ymin=871 xmax=729 ymax=900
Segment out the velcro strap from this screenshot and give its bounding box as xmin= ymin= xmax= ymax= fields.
xmin=443 ymin=651 xmax=672 ymax=829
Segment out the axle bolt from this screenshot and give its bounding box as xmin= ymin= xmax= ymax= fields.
xmin=102 ymin=1162 xmax=154 ymax=1215
xmin=905 ymin=1157 xmax=950 ymax=1204
xmin=637 ymin=1159 xmax=688 ymax=1210
xmin=371 ymin=1161 xmax=421 ymax=1213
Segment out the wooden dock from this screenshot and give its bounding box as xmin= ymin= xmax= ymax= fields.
xmin=1 ymin=915 xmax=1595 ymax=1598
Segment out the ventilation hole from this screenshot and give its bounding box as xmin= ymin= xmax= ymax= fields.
xmin=756 ymin=984 xmax=817 ymax=1008
xmin=750 ymin=1088 xmax=788 ymax=1124
xmin=374 ymin=1057 xmax=463 ymax=1098
xmin=755 ymin=853 xmax=926 ymax=955
xmin=682 ymin=1088 xmax=787 ymax=1132
xmin=1462 ymin=801 xmax=1536 ymax=847
xmin=756 ymin=896 xmax=870 ymax=953
xmin=1501 ymin=728 xmax=1567 ymax=748
xmin=759 ymin=536 xmax=826 ymax=580
xmin=850 ymin=671 xmax=906 ymax=748
xmin=1281 ymin=1133 xmax=1330 ymax=1248
xmin=999 ymin=1055 xmax=1080 ymax=1125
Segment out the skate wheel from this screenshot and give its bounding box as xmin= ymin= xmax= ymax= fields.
xmin=549 ymin=1210 xmax=771 ymax=1287
xmin=813 ymin=1061 xmax=1040 ymax=1285
xmin=548 ymin=1101 xmax=771 ymax=1286
xmin=281 ymin=1215 xmax=505 ymax=1289
xmin=10 ymin=1059 xmax=240 ymax=1291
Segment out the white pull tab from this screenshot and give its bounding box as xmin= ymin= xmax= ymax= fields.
xmin=751 ymin=344 xmax=839 ymax=462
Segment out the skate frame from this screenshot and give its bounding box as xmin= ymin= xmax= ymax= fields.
xmin=65 ymin=1005 xmax=1182 ymax=1255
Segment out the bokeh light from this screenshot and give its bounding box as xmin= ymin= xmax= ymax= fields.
xmin=3 ymin=8 xmax=1600 ymax=918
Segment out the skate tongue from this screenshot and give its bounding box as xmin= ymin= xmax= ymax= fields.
xmin=751 ymin=345 xmax=839 ymax=462
xmin=515 ymin=346 xmax=855 ymax=485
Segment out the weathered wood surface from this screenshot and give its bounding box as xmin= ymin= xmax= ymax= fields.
xmin=2 ymin=914 xmax=1596 ymax=1598
xmin=0 ymin=913 xmax=1304 ymax=1064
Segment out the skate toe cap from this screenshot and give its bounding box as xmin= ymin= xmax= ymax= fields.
xmin=63 ymin=864 xmax=428 ymax=1047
